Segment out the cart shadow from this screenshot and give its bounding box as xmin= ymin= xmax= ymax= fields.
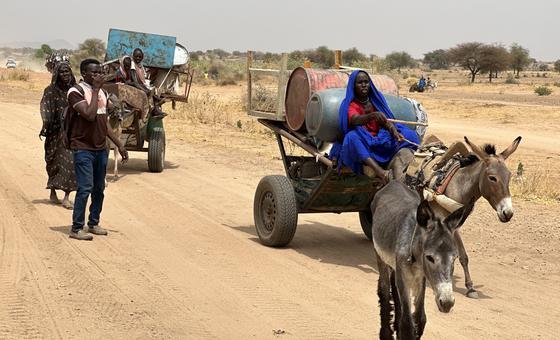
xmin=106 ymin=158 xmax=180 ymax=181
xmin=228 ymin=221 xmax=378 ymax=274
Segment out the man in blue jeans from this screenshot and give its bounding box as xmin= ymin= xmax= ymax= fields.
xmin=67 ymin=59 xmax=128 ymax=240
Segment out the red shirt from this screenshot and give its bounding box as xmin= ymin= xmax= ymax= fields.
xmin=348 ymin=100 xmax=380 ymax=136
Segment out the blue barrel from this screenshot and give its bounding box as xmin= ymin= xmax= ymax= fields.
xmin=306 ymin=88 xmax=425 ymax=143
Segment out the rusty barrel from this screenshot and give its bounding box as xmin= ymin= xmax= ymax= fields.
xmin=285 ymin=67 xmax=399 ymax=131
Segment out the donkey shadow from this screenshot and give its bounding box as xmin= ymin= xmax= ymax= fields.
xmin=229 ymin=220 xmax=379 ymax=274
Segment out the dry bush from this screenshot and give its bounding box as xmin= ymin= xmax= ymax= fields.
xmin=512 ymin=168 xmax=560 ymax=201
xmin=252 ymin=84 xmax=277 ymax=112
xmin=172 ymin=92 xmax=233 ymax=126
xmin=534 ymin=86 xmax=552 ymax=96
xmin=0 ymin=69 xmax=30 ymax=81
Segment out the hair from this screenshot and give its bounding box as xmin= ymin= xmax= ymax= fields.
xmin=80 ymin=58 xmax=100 ymax=74
xmin=483 ymin=144 xmax=497 ymax=155
xmin=133 ymin=48 xmax=144 ymax=56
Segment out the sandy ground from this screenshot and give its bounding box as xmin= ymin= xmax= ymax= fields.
xmin=0 ymin=73 xmax=559 ymax=339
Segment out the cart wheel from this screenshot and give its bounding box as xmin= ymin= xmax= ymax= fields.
xmin=359 ymin=210 xmax=373 ymax=240
xmin=148 ymin=127 xmax=165 ymax=173
xmin=253 ymin=175 xmax=298 ymax=247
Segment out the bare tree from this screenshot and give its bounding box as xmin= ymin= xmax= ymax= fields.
xmin=447 ymin=42 xmax=485 ymax=82
xmin=509 ymin=43 xmax=530 ymax=77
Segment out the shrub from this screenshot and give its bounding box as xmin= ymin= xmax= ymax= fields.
xmin=534 ymin=86 xmax=552 ymax=96
xmin=553 ymin=82 xmax=560 ymax=87
xmin=0 ymin=69 xmax=30 ymax=81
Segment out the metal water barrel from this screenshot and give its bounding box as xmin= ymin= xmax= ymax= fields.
xmin=306 ymin=88 xmax=421 ymax=143
xmin=285 ymin=68 xmax=398 ymax=131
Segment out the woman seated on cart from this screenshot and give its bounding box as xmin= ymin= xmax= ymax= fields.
xmin=114 ymin=53 xmax=165 ymax=118
xmin=329 ymin=70 xmax=419 ymax=183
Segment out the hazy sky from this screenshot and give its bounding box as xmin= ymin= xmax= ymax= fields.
xmin=1 ymin=0 xmax=558 ymax=60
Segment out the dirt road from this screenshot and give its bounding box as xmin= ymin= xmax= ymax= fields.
xmin=0 ymin=101 xmax=559 ymax=339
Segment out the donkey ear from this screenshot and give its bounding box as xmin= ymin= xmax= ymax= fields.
xmin=444 ymin=199 xmax=475 ymax=229
xmin=417 ymin=200 xmax=433 ymax=228
xmin=499 ymin=136 xmax=522 ymax=160
xmin=464 ymin=136 xmax=489 ymax=162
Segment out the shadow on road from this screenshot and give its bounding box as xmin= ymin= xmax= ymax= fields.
xmin=228 ymin=220 xmax=378 ymax=274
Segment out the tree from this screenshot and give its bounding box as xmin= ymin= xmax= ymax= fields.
xmin=385 ymin=51 xmax=415 ymax=71
xmin=555 ymin=60 xmax=560 ymax=73
xmin=34 ymin=43 xmax=53 ymax=59
xmin=480 ymin=45 xmax=511 ymax=82
xmin=509 ymin=44 xmax=530 ymax=77
xmin=71 ymin=38 xmax=105 ymax=71
xmin=448 ymin=42 xmax=485 ymax=82
xmin=343 ymin=47 xmax=367 ymax=66
xmin=311 ymin=46 xmax=334 ymax=68
xmin=423 ymin=49 xmax=449 ymax=69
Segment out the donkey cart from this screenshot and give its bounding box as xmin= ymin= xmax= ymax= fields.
xmin=247 ymin=52 xmax=428 ymax=247
xmin=103 ymin=28 xmax=193 ymax=174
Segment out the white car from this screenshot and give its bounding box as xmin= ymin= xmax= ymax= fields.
xmin=6 ymin=59 xmax=16 ymax=69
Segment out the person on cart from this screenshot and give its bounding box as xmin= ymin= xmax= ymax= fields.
xmin=132 ymin=48 xmax=166 ymax=117
xmin=329 ymin=70 xmax=419 ymax=184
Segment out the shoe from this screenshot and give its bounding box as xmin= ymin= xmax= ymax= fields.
xmin=69 ymin=229 xmax=93 ymax=241
xmin=88 ymin=225 xmax=108 ymax=236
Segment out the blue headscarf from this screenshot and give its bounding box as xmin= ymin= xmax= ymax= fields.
xmin=329 ymin=70 xmax=419 ymax=173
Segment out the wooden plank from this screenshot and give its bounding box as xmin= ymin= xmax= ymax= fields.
xmin=246 ymin=51 xmax=253 ymax=115
xmin=248 ymin=110 xmax=284 ymax=120
xmin=276 ymin=53 xmax=289 ymax=119
xmin=334 ymin=50 xmax=342 ymax=68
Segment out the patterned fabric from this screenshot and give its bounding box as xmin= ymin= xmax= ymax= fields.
xmin=39 ymin=62 xmax=77 ymax=192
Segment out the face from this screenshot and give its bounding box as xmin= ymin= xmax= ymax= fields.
xmin=416 ymin=201 xmax=470 ymax=314
xmin=133 ymin=50 xmax=143 ymax=64
xmin=123 ymin=58 xmax=132 ymax=70
xmin=83 ymin=63 xmax=102 ymax=84
xmin=58 ymin=65 xmax=72 ymax=85
xmin=422 ymin=224 xmax=457 ymax=313
xmin=479 ymin=158 xmax=513 ymax=222
xmin=354 ymin=72 xmax=370 ymax=98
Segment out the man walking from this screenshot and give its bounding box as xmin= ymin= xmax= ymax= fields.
xmin=67 ymin=59 xmax=128 ymax=240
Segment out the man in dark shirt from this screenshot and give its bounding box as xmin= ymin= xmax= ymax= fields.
xmin=68 ymin=59 xmax=128 ymax=240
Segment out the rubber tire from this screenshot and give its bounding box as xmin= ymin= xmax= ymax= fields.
xmin=148 ymin=127 xmax=165 ymax=173
xmin=359 ymin=210 xmax=373 ymax=240
xmin=253 ymin=175 xmax=298 ymax=247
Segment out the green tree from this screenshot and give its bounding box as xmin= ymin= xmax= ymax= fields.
xmin=555 ymin=60 xmax=560 ymax=73
xmin=423 ymin=49 xmax=449 ymax=69
xmin=480 ymin=45 xmax=511 ymax=82
xmin=509 ymin=43 xmax=530 ymax=77
xmin=71 ymin=38 xmax=105 ymax=71
xmin=34 ymin=43 xmax=53 ymax=59
xmin=385 ymin=51 xmax=415 ymax=71
xmin=343 ymin=47 xmax=367 ymax=66
xmin=447 ymin=42 xmax=485 ymax=82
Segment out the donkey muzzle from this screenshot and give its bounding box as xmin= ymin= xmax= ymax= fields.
xmin=435 ymin=283 xmax=455 ymax=313
xmin=496 ymin=197 xmax=514 ymax=222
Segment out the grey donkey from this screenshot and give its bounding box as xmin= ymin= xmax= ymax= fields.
xmin=372 ymin=181 xmax=474 ymax=340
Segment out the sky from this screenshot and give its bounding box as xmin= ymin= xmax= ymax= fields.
xmin=1 ymin=0 xmax=558 ymax=61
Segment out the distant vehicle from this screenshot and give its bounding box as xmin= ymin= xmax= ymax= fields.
xmin=6 ymin=58 xmax=16 ymax=69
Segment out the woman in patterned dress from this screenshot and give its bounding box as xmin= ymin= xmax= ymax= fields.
xmin=39 ymin=61 xmax=77 ymax=209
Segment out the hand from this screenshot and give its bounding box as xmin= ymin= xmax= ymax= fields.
xmin=371 ymin=111 xmax=387 ymax=125
xmin=92 ymin=73 xmax=106 ymax=90
xmin=118 ymin=146 xmax=129 ymax=163
xmin=396 ymin=133 xmax=405 ymax=143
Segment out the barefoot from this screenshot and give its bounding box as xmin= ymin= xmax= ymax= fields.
xmin=49 ymin=190 xmax=61 ymax=204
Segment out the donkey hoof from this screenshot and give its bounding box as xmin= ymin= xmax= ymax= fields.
xmin=466 ymin=289 xmax=479 ymax=299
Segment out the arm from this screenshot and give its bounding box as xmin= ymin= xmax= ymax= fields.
xmin=130 ymin=69 xmax=150 ymax=94
xmin=73 ymin=75 xmax=105 ymax=122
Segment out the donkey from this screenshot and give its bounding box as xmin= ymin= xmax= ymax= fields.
xmin=372 ymin=181 xmax=474 ymax=340
xmin=426 ymin=136 xmax=521 ymax=298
